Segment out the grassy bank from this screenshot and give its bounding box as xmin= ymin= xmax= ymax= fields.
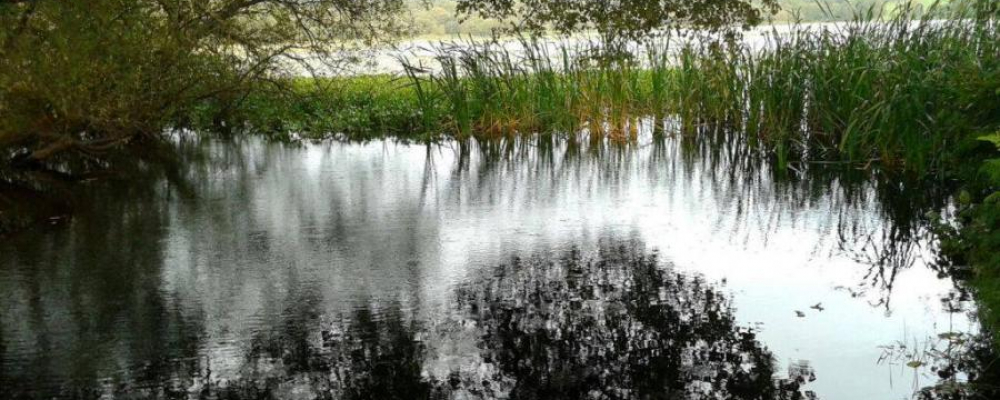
xmin=236 ymin=3 xmax=998 ymax=169
xmin=199 ymin=76 xmax=425 ymax=141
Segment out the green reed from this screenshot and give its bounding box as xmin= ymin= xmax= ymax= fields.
xmin=718 ymin=0 xmax=999 ymax=171
xmin=238 ymin=0 xmax=997 ymax=174
xmin=390 ymin=0 xmax=997 ymax=173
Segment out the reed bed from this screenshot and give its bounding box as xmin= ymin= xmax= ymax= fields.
xmin=398 ymin=36 xmax=687 ymax=142
xmin=725 ymin=1 xmax=1000 ymax=171
xmin=393 ymin=0 xmax=998 ymax=173
xmin=233 ymin=1 xmax=998 ymax=176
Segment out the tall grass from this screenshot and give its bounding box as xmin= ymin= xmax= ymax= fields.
xmin=725 ymin=1 xmax=1000 ymax=171
xmin=231 ymin=0 xmax=997 ymax=175
xmin=394 ymin=0 xmax=998 ymax=173
xmin=399 ymin=36 xmax=669 ymax=143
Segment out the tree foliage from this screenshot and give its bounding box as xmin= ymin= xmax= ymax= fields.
xmin=453 ymin=0 xmax=780 ymax=42
xmin=0 ymin=0 xmax=408 ymax=174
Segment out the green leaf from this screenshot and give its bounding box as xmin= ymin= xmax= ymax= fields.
xmin=978 ymin=132 xmax=1000 ymax=150
xmin=958 ymin=190 xmax=973 ymax=205
xmin=985 ymin=192 xmax=1000 ymax=204
xmin=982 ymin=159 xmax=1000 ymax=185
xmin=907 ymin=360 xmax=925 ymax=368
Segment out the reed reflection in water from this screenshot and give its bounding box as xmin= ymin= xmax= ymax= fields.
xmin=0 ymin=134 xmax=985 ymax=399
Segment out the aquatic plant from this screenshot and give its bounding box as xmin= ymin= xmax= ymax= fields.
xmin=231 ymin=0 xmax=996 ymax=174
xmin=389 ymin=0 xmax=999 ymax=172
xmin=936 ymin=131 xmax=1000 ymax=348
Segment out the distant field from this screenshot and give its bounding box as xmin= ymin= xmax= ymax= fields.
xmin=403 ymin=0 xmax=951 ymax=38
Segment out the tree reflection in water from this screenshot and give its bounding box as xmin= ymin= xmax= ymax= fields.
xmin=78 ymin=240 xmax=814 ymax=400
xmin=325 ymin=306 xmax=431 ymax=400
xmin=4 ymin=136 xmax=996 ymax=399
xmin=448 ymin=240 xmax=808 ymax=400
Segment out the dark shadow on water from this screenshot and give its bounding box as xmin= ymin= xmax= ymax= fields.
xmin=449 ymin=240 xmax=798 ymax=399
xmin=2 ymin=236 xmax=817 ymax=399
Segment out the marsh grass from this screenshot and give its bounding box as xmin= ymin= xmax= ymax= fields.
xmin=733 ymin=1 xmax=999 ymax=171
xmin=396 ymin=36 xmax=667 ymax=143
xmin=226 ymin=1 xmax=997 ymax=176
xmin=386 ymin=0 xmax=998 ymax=173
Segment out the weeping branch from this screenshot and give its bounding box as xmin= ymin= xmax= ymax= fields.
xmin=1 ymin=0 xmax=411 ymax=170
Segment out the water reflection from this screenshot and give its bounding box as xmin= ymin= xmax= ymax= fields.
xmin=237 ymin=300 xmax=432 ymax=400
xmin=4 ymin=239 xmax=816 ymax=399
xmin=879 ymin=330 xmax=1000 ymax=400
xmin=451 ymin=131 xmax=954 ymax=310
xmin=0 ymin=134 xmax=991 ymax=399
xmin=448 ymin=241 xmax=793 ymax=399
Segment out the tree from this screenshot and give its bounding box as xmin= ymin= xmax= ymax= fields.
xmin=454 ymin=0 xmax=779 ymax=43
xmin=0 ymin=0 xmax=409 ymax=177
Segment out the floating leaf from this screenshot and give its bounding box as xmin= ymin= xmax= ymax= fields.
xmin=907 ymin=360 xmax=925 ymax=369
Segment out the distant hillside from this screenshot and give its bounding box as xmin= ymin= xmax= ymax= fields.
xmin=403 ymin=0 xmax=950 ymax=37
xmin=773 ymin=0 xmax=946 ymax=21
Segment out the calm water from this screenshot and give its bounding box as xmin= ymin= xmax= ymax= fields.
xmin=0 ymin=134 xmax=986 ymax=399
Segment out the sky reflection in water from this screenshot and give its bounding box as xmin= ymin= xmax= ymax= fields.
xmin=0 ymin=135 xmax=980 ymax=399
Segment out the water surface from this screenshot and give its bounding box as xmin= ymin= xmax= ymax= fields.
xmin=0 ymin=135 xmax=982 ymax=399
